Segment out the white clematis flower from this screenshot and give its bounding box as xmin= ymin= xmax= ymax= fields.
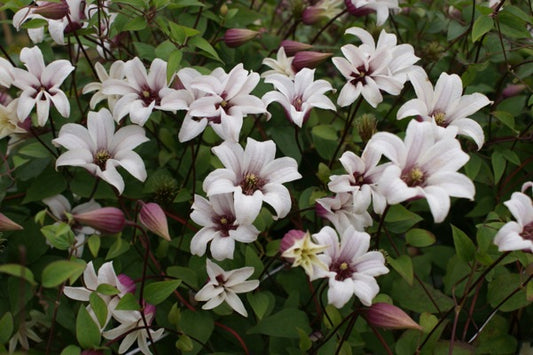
xmin=203 ymin=138 xmax=302 ymax=224
xmin=261 ymin=47 xmax=296 ymax=79
xmin=368 ymin=120 xmax=475 ymax=223
xmin=397 ymin=68 xmax=492 ymax=150
xmin=311 ymin=226 xmax=389 ymax=308
xmin=0 ymin=99 xmax=26 ymax=139
xmin=83 ymin=60 xmax=125 ymax=111
xmin=493 ymin=190 xmax=533 ymax=253
xmin=0 ymin=57 xmax=14 ymax=88
xmin=194 ymin=259 xmax=259 ymax=317
xmin=53 ymin=108 xmax=149 ymax=194
xmin=316 ymin=192 xmax=373 ymax=232
xmin=11 ymin=46 xmax=74 ymax=126
xmin=190 ymin=193 xmax=260 ymax=261
xmin=345 ymin=0 xmax=400 ymax=26
xmin=263 ymin=68 xmax=336 ymax=127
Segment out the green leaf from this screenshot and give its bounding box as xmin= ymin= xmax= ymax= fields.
xmin=464 ymin=153 xmax=483 ymax=180
xmin=387 ymin=255 xmax=414 ymax=285
xmin=23 ymin=166 xmax=67 ymax=203
xmin=124 ymin=16 xmax=147 ymax=31
xmin=0 ymin=264 xmax=37 ymax=286
xmin=168 ymin=0 xmax=204 ymax=8
xmin=492 ymin=110 xmax=516 ymax=131
xmin=502 ymin=149 xmax=520 ymax=166
xmin=177 ymin=310 xmax=214 ymax=353
xmin=323 ymin=304 xmax=342 ymax=329
xmin=76 ymin=306 xmax=101 ymax=349
xmin=406 ymin=228 xmax=436 ymax=247
xmin=42 ymin=260 xmax=86 ymax=288
xmin=40 ymin=223 xmax=75 ymax=250
xmin=472 ymin=15 xmax=493 ymax=42
xmin=89 ymin=292 xmax=108 ymax=328
xmin=87 ymin=235 xmax=100 ymax=258
xmin=60 ymin=345 xmax=81 ymax=355
xmin=248 ymin=308 xmax=311 ymax=338
xmin=96 ymin=283 xmax=120 ymax=296
xmin=176 ymin=334 xmax=194 ymax=352
xmin=491 ymin=150 xmax=506 ymax=184
xmin=246 ymin=291 xmax=273 ymax=320
xmin=419 ymin=312 xmax=438 ymax=334
xmin=167 ymin=50 xmax=183 ymax=82
xmin=487 ymin=273 xmax=529 ymax=311
xmin=115 ymin=293 xmax=141 ymax=311
xmin=0 ymin=312 xmax=13 ymax=344
xmin=189 ymin=36 xmax=223 ymax=63
xmin=143 ymin=279 xmax=181 ymax=305
xmin=297 ymin=328 xmax=312 ymax=351
xmin=392 ymin=279 xmax=454 ymax=314
xmin=385 ymin=205 xmax=423 ymax=233
xmin=105 ymin=237 xmax=130 ymax=260
xmin=18 ymin=142 xmax=51 ymax=158
xmin=451 ymin=225 xmax=476 ymax=263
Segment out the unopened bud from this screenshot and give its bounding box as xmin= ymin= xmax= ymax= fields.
xmin=33 ymin=0 xmax=69 ymax=20
xmin=73 ymin=207 xmax=125 ymax=234
xmin=356 ymin=114 xmax=377 ymax=142
xmin=364 ymin=303 xmax=422 ymax=330
xmin=224 ymin=28 xmax=259 ymax=48
xmin=344 ymin=0 xmax=375 ymax=17
xmin=280 ymin=229 xmax=306 ymax=256
xmin=0 ymin=212 xmax=23 ymax=231
xmin=220 ymin=3 xmax=228 ymax=16
xmin=281 ymin=40 xmax=313 ymax=56
xmin=302 ymin=6 xmax=326 ymax=25
xmin=502 ymin=84 xmax=526 ymax=98
xmin=117 ymin=274 xmax=136 ymax=294
xmin=139 ymin=202 xmax=171 ymax=241
xmin=292 ymin=51 xmax=332 ymax=72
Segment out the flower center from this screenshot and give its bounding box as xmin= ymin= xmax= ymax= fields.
xmin=240 ymin=173 xmax=264 ymax=195
xmin=350 ymin=65 xmax=368 ymax=86
xmin=215 ymin=215 xmax=237 ymax=237
xmin=520 ymin=222 xmax=533 ymax=241
xmin=402 ymin=166 xmax=425 ymax=187
xmin=139 ymin=86 xmax=160 ymax=106
xmin=350 ymin=172 xmax=367 ymax=186
xmin=432 ymin=111 xmax=447 ymax=126
xmin=94 ymin=149 xmax=111 ymax=170
xmin=293 ymin=96 xmax=303 ymax=111
xmin=331 ymin=260 xmax=354 ymax=281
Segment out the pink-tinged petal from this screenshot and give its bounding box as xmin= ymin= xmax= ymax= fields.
xmin=423 ymin=185 xmax=450 ymax=223
xmin=340 ymin=227 xmax=370 ymax=259
xmin=178 ymin=115 xmax=208 ymax=142
xmin=360 ymin=78 xmax=383 ymax=108
xmin=160 ymin=90 xmax=193 ymax=111
xmin=87 ymin=109 xmax=114 ymax=150
xmin=111 ymin=94 xmax=137 ymax=122
xmin=230 ymin=224 xmax=259 ymax=243
xmin=190 ymin=227 xmax=217 ymax=256
xmin=35 ymin=94 xmax=50 ymax=126
xmin=117 ymin=333 xmax=137 ymax=354
xmin=228 ymin=95 xmax=266 ymax=116
xmin=113 ymin=151 xmax=147 ymax=182
xmin=328 ymin=278 xmax=355 ymax=308
xmin=451 ymin=118 xmax=484 ymax=150
xmin=262 ymin=91 xmax=291 ymax=110
xmin=190 ymin=195 xmax=214 ymax=225
xmin=212 ymin=110 xmax=242 ymax=142
xmin=232 ymin=71 xmax=260 ymax=98
xmin=234 ymin=189 xmax=262 ymax=225
xmin=332 ymin=57 xmax=356 ymax=79
xmin=191 ymin=75 xmax=224 ymax=96
xmin=368 ymin=132 xmax=406 ymax=166
xmin=226 ymin=266 xmax=256 ymax=286
xmin=63 ymin=286 xmax=91 ymax=301
xmin=212 ymin=141 xmax=243 ymax=174
xmin=110 ymin=125 xmax=148 ymax=153
xmin=203 ymin=169 xmax=238 ymax=196
xmin=404 ymin=121 xmax=436 ymax=167
xmin=224 ymin=290 xmax=248 ymax=316
xmin=407 ymin=67 xmax=434 ymax=106
xmin=448 ymin=93 xmax=491 ymax=123
xmin=337 ymin=82 xmax=361 ymax=107
xmin=312 ymin=226 xmax=340 ymax=259
xmin=426 ymin=172 xmax=475 ymax=200
xmin=355 ymin=252 xmax=389 ymax=276
xmin=98 ymin=163 xmax=125 ymax=194
xmin=494 ymin=222 xmax=532 ymax=252
xmin=340 ymin=45 xmax=367 ymax=71
xmin=262 ymin=183 xmax=292 ymax=219
xmin=339 ymin=151 xmax=365 ymax=175
xmin=352 ymin=274 xmax=380 ymax=306
xmin=432 ymin=73 xmax=463 ymax=113
xmin=20 ymin=47 xmax=45 ymax=76
xmin=224 ymin=64 xmax=249 ymax=99
xmin=55 ymin=149 xmax=95 ymax=168
xmin=202 ymin=293 xmax=225 ymax=310
xmin=148 ymin=58 xmax=168 ymax=89
xmin=230 ymin=279 xmax=259 ymax=293
xmin=83 ymin=262 xmax=98 ymax=289
xmin=345 ymin=27 xmax=375 ymax=48
xmin=48 ymin=19 xmax=65 ymax=44
xmin=102 ymin=79 xmax=137 ymax=96
xmin=378 ymin=165 xmax=419 ymax=204
xmin=97 ymin=262 xmax=118 ymax=285
xmin=11 ymin=68 xmax=39 ymax=90
xmin=264 ymin=74 xmax=294 ymax=99
xmin=210 ymin=236 xmax=235 ymax=260
xmin=53 ymin=124 xmax=94 ymax=151
xmin=505 ymin=192 xmax=533 ymax=227
xmin=42 ymin=195 xmax=70 ymax=218
xmin=188 ymin=96 xmax=221 ymax=117
xmin=210 ymin=193 xmax=236 ymax=216
xmin=244 ymin=138 xmax=276 ymax=176
xmin=397 ymin=98 xmax=429 ymax=120
xmin=129 ymin=99 xmax=155 ymax=126
xmin=41 ymin=60 xmax=74 ymax=88
xmin=373 ymin=75 xmax=403 ymax=95
xmin=28 ymin=27 xmax=45 ymax=43
xmin=139 ymin=202 xmax=171 ymax=240
xmin=125 ymin=57 xmax=149 ymax=90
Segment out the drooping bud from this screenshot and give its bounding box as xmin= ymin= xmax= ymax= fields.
xmin=356 ymin=114 xmax=377 ymax=143
xmin=139 ymin=202 xmax=171 ymax=241
xmin=364 ymin=303 xmax=422 ymax=330
xmin=281 ymin=40 xmax=313 ymax=56
xmin=502 ymin=84 xmax=526 ymax=98
xmin=0 ymin=213 xmax=23 ymax=231
xmin=33 ymin=0 xmax=69 ymax=20
xmin=73 ymin=207 xmax=125 ymax=234
xmin=344 ymin=0 xmax=375 ymax=17
xmin=117 ymin=274 xmax=136 ymax=294
xmin=224 ymin=28 xmax=259 ymax=48
xmin=302 ymin=6 xmax=326 ymax=25
xmin=292 ymin=51 xmax=332 ymax=72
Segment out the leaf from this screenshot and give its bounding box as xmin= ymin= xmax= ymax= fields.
xmin=89 ymin=292 xmax=108 ymax=328
xmin=87 ymin=235 xmax=100 ymax=258
xmin=246 ymin=291 xmax=273 ymax=320
xmin=406 ymin=228 xmax=436 ymax=247
xmin=188 ymin=36 xmax=223 ymax=63
xmin=143 ymin=279 xmax=181 ymax=305
xmin=0 ymin=312 xmax=13 ymax=344
xmin=41 ymin=223 xmax=75 ymax=250
xmin=419 ymin=312 xmax=438 ymax=334
xmin=18 ymin=142 xmax=51 ymax=158
xmin=76 ymin=306 xmax=101 ymax=349
xmin=392 ymin=278 xmax=454 ymax=314
xmin=387 ymin=255 xmax=414 ymax=285
xmin=96 ymin=283 xmax=120 ymax=296
xmin=124 ymin=16 xmax=147 ymax=31
xmin=23 ymin=166 xmax=67 ymax=203
xmin=167 ymin=266 xmax=198 ymax=289
xmin=297 ymin=328 xmax=312 ymax=351
xmin=385 ymin=205 xmax=423 ymax=233
xmin=115 ymin=293 xmax=141 ymax=311
xmin=167 ymin=50 xmax=183 ymax=82
xmin=105 ymin=237 xmax=130 ymax=260
xmin=248 ymin=308 xmax=311 ymax=338
xmin=42 ymin=260 xmax=86 ymax=288
xmin=451 ymin=225 xmax=476 ymax=263
xmin=487 ymin=273 xmax=529 ymax=311
xmin=175 ymin=334 xmax=194 ymax=352
xmin=492 ymin=110 xmax=516 ymax=131
xmin=472 ymin=15 xmax=493 ymax=42
xmin=60 ymin=345 xmax=81 ymax=355
xmin=0 ymin=264 xmax=37 ymax=286
xmin=491 ymin=150 xmax=506 ymax=184
xmin=177 ymin=310 xmax=214 ymax=354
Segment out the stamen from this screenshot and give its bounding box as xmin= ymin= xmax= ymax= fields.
xmin=402 ymin=167 xmax=425 ymax=187
xmin=433 ymin=111 xmax=446 ymax=126
xmin=94 ymin=149 xmax=112 ymax=170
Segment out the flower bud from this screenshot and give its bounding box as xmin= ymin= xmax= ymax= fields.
xmin=281 ymin=40 xmax=313 ymax=56
xmin=73 ymin=207 xmax=125 ymax=234
xmin=364 ymin=303 xmax=422 ymax=330
xmin=280 ymin=229 xmax=306 ymax=255
xmin=81 ymin=351 xmax=104 ymax=355
xmin=118 ymin=274 xmax=136 ymax=294
xmin=292 ymin=51 xmax=332 ymax=72
xmin=224 ymin=28 xmax=259 ymax=48
xmin=33 ymin=1 xmax=69 ymax=20
xmin=139 ymin=202 xmax=171 ymax=241
xmin=356 ymin=114 xmax=377 ymax=143
xmin=344 ymin=0 xmax=375 ymax=17
xmin=502 ymin=84 xmax=526 ymax=98
xmin=220 ymin=3 xmax=228 ymax=16
xmin=0 ymin=213 xmax=23 ymax=231
xmin=302 ymin=6 xmax=326 ymax=25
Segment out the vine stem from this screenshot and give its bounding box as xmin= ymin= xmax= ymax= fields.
xmin=328 ymin=97 xmax=363 ymax=168
xmin=214 ymin=321 xmax=250 ymax=355
xmin=310 ymin=10 xmax=347 ymax=45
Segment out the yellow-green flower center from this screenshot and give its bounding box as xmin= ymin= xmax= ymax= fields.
xmin=94 ymin=149 xmax=111 ymax=170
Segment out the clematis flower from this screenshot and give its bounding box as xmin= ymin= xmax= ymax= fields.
xmin=316 ymin=192 xmax=373 ymax=232
xmin=281 ymin=230 xmax=328 ymax=277
xmin=493 ymin=190 xmax=533 ymax=253
xmin=397 ymin=69 xmax=492 ymax=150
xmin=190 ymin=193 xmax=260 ymax=260
xmin=103 ymin=57 xmax=175 ymax=126
xmin=261 ymin=47 xmax=296 ymax=79
xmin=83 ymin=60 xmax=125 ymax=111
xmin=187 ymin=64 xmax=267 ymax=142
xmin=0 ymin=57 xmax=14 ymax=88
xmin=368 ymin=120 xmax=474 ymax=223
xmin=103 ymin=304 xmax=164 ymax=355
xmin=0 ymin=99 xmax=26 ymax=139
xmin=194 ymin=259 xmax=259 ymax=317
xmin=53 ymin=108 xmax=149 ymax=194
xmin=263 ymin=68 xmax=336 ymax=127
xmin=11 ymin=46 xmax=74 ymax=126
xmin=311 ymin=226 xmax=389 ymax=307
xmin=203 ymin=138 xmax=302 ymax=224
xmin=345 ymin=0 xmax=399 ymax=26
xmin=332 ymin=27 xmax=419 ymax=108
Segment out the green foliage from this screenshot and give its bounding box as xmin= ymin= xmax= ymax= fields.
xmin=143 ymin=279 xmax=182 ymax=305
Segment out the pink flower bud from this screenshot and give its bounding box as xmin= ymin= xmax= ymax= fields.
xmin=224 ymin=28 xmax=259 ymax=48
xmin=73 ymin=207 xmax=125 ymax=234
xmin=118 ymin=274 xmax=136 ymax=294
xmin=302 ymin=6 xmax=326 ymax=25
xmin=281 ymin=40 xmax=313 ymax=56
xmin=344 ymin=0 xmax=375 ymax=17
xmin=0 ymin=213 xmax=23 ymax=231
xmin=315 ymin=201 xmax=328 ymax=219
xmin=292 ymin=51 xmax=332 ymax=72
xmin=502 ymin=84 xmax=526 ymax=98
xmin=33 ymin=1 xmax=69 ymax=20
xmin=139 ymin=202 xmax=171 ymax=241
xmin=280 ymin=229 xmax=306 ymax=255
xmin=364 ymin=303 xmax=422 ymax=330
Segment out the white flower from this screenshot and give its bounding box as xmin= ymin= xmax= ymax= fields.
xmin=53 ymin=108 xmax=149 ymax=194
xmin=261 ymin=47 xmax=296 ymax=79
xmin=203 ymin=138 xmax=302 ymax=224
xmin=11 ymin=46 xmax=74 ymax=126
xmin=83 ymin=60 xmax=125 ymax=110
xmin=368 ymin=120 xmax=475 ymax=223
xmin=103 ymin=304 xmax=164 ymax=355
xmin=332 ymin=27 xmax=419 ymax=107
xmin=345 ymin=0 xmax=400 ymax=26
xmin=493 ymin=191 xmax=533 ymax=253
xmin=312 ymin=226 xmax=389 ymax=307
xmin=187 ymin=64 xmax=267 ymax=141
xmin=328 ymin=149 xmax=387 ymax=214
xmin=397 ymin=68 xmax=492 ymax=150
xmin=0 ymin=57 xmax=14 ymax=88
xmin=316 ymin=192 xmax=373 ymax=232
xmin=281 ymin=231 xmax=328 ymax=277
xmin=263 ymin=68 xmax=336 ymax=127
xmin=194 ymin=259 xmax=259 ymax=317
xmin=0 ymin=99 xmax=25 ymax=139
xmin=190 ymin=193 xmax=260 ymax=261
